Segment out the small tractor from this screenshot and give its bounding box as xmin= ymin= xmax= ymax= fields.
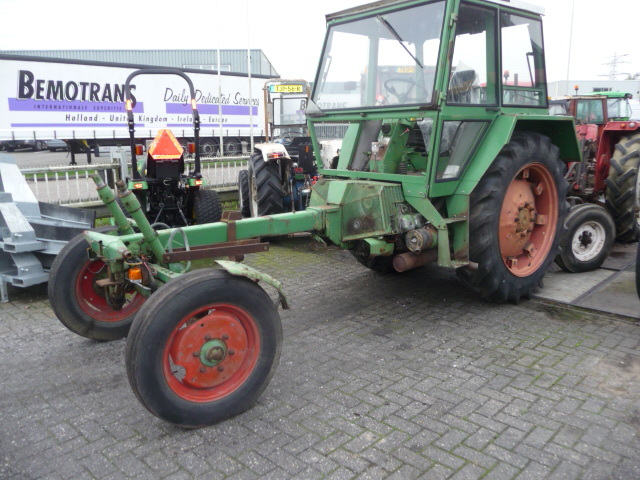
xmin=121 ymin=68 xmax=222 ymax=228
xmin=549 ymin=91 xmax=640 ymax=272
xmin=50 ymin=0 xmax=583 ymax=427
xmin=238 ymin=79 xmax=317 ymax=217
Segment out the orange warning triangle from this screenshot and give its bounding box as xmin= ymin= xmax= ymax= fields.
xmin=148 ymin=129 xmax=183 ymax=160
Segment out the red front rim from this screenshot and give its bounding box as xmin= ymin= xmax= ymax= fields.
xmin=75 ymin=259 xmax=146 ymax=322
xmin=498 ymin=163 xmax=558 ymax=277
xmin=162 ymin=304 xmax=260 ymax=403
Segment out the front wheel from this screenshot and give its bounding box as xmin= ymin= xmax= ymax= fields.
xmin=126 ymin=269 xmax=282 ymax=427
xmin=555 ymin=203 xmax=615 ymax=273
xmin=48 ymin=227 xmax=146 ymax=340
xmin=459 ymin=132 xmax=567 ymax=302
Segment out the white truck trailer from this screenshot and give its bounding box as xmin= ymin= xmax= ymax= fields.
xmin=0 ymin=54 xmax=270 ymax=162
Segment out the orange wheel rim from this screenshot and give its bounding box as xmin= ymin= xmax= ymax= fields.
xmin=162 ymin=304 xmax=260 ymax=403
xmin=498 ymin=163 xmax=558 ymax=277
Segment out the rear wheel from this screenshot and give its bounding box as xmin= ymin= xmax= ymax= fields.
xmin=126 ymin=269 xmax=282 ymax=427
xmin=224 ymin=138 xmax=242 ymax=156
xmin=194 ymin=189 xmax=222 ymax=224
xmin=238 ymin=170 xmax=251 ymax=217
xmin=33 ymin=140 xmax=44 ymax=151
xmin=48 ymin=227 xmax=146 ymax=340
xmin=606 ymin=132 xmax=640 ymax=242
xmin=459 ymin=132 xmax=567 ymax=302
xmin=200 ymin=138 xmax=218 ymax=156
xmin=636 ymin=242 xmax=640 ymax=300
xmin=555 ymin=203 xmax=615 ymax=273
xmin=248 ymin=153 xmax=284 ymax=217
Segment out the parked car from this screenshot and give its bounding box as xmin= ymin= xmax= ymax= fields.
xmin=45 ymin=139 xmax=69 ymax=152
xmin=0 ymin=139 xmax=46 ymax=151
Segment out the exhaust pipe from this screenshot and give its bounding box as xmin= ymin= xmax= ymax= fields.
xmin=392 ymin=249 xmax=438 ymax=272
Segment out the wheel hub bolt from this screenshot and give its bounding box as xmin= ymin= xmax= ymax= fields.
xmin=199 ymin=339 xmax=228 ymax=367
xmin=217 ymin=366 xmax=224 ymax=372
xmin=206 ymin=346 xmax=225 ymax=363
xmin=222 ymin=334 xmax=229 ymax=340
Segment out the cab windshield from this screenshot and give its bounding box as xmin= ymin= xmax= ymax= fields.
xmin=312 ymin=1 xmax=446 ymax=111
xmin=607 ymin=97 xmax=632 ymax=120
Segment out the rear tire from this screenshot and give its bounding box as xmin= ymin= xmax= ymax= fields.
xmin=224 ymin=138 xmax=242 ymax=156
xmin=238 ymin=170 xmax=251 ymax=217
xmin=458 ymin=132 xmax=567 ymax=302
xmin=194 ymin=189 xmax=222 ymax=224
xmin=555 ymin=203 xmax=615 ymax=273
xmin=636 ymin=241 xmax=640 ymax=300
xmin=606 ymin=132 xmax=640 ymax=242
xmin=200 ymin=138 xmax=218 ymax=156
xmin=248 ymin=153 xmax=284 ymax=217
xmin=48 ymin=227 xmax=146 ymax=341
xmin=126 ymin=269 xmax=282 ymax=427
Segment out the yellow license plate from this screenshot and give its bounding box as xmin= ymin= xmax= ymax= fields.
xmin=270 ymin=84 xmax=304 ymax=93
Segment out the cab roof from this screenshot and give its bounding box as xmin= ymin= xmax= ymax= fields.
xmin=326 ymin=0 xmax=544 ymax=23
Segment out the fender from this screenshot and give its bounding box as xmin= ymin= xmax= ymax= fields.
xmin=215 ymin=259 xmax=290 ymax=310
xmin=254 ymin=142 xmax=291 ymax=164
xmin=455 ymin=115 xmax=581 ymax=196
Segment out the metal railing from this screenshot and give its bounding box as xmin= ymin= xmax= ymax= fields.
xmin=20 ymin=156 xmax=248 ymax=206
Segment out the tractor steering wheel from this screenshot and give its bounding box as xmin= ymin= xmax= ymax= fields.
xmin=383 ymin=78 xmax=427 ymax=104
xmin=282 ymin=131 xmax=298 ymax=142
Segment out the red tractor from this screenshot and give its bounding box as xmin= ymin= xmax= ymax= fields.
xmin=549 ymin=92 xmax=640 ymax=272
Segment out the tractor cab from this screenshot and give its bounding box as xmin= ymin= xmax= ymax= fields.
xmin=307 ymin=0 xmax=555 ymax=190
xmin=568 ymin=92 xmax=634 ymax=124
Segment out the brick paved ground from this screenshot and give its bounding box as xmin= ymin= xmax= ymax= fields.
xmin=2 ymin=238 xmax=640 ymax=479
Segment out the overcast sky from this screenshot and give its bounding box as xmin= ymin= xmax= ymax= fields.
xmin=0 ymin=0 xmax=638 ymax=85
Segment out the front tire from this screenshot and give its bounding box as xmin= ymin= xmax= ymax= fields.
xmin=48 ymin=227 xmax=146 ymax=340
xmin=459 ymin=132 xmax=567 ymax=302
xmin=606 ymin=132 xmax=640 ymax=242
xmin=125 ymin=269 xmax=282 ymax=428
xmin=555 ymin=203 xmax=615 ymax=273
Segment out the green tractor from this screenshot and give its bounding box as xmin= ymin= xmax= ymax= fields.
xmin=49 ymin=0 xmax=580 ymax=427
xmin=121 ymin=68 xmax=222 ymax=228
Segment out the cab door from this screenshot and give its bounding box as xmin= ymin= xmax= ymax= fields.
xmin=429 ymin=1 xmax=499 ymax=198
